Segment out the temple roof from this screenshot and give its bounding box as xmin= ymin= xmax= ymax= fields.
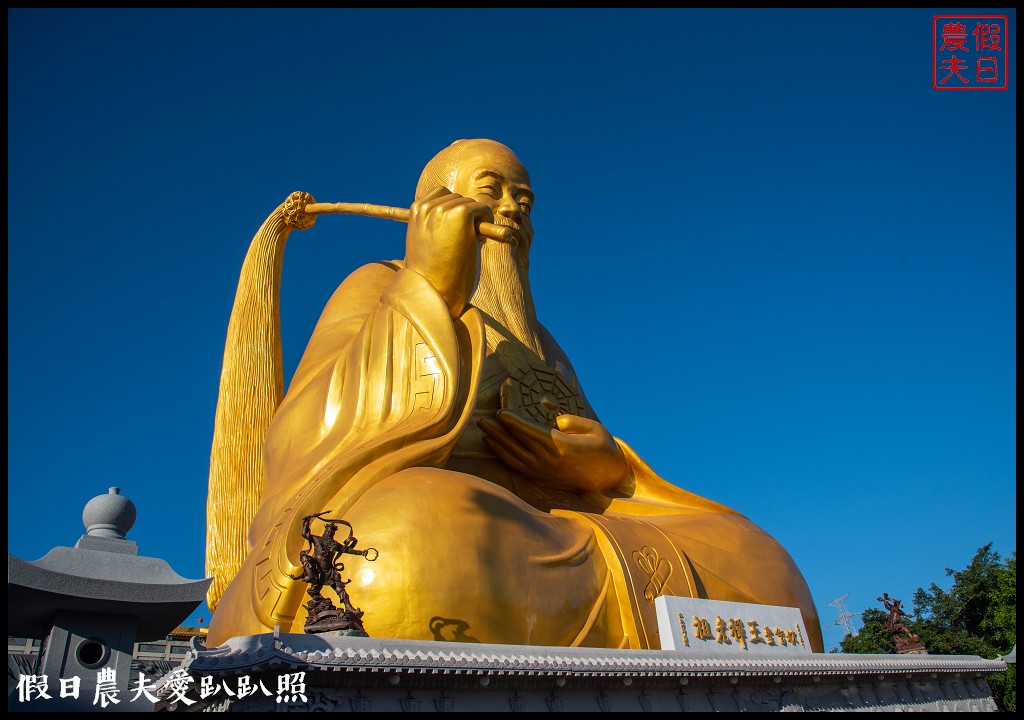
xmin=184 ymin=632 xmax=1007 ymax=680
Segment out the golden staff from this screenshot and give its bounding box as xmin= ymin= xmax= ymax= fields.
xmin=303 ymin=201 xmax=514 ymax=243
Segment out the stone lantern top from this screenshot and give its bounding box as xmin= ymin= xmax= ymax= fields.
xmin=82 ymin=486 xmax=137 ymax=539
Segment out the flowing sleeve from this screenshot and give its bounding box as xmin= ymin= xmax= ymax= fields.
xmin=242 ymin=266 xmax=486 ymax=631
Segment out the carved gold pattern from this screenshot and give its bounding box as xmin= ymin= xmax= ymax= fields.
xmin=631 ymin=545 xmax=673 ymax=602
xmin=500 ymin=361 xmax=581 ymax=427
xmin=283 ymin=191 xmax=316 ymax=230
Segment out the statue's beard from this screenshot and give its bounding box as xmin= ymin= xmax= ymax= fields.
xmin=470 ymin=216 xmax=545 ymax=370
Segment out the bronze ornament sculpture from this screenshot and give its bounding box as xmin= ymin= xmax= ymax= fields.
xmin=288 ymin=512 xmax=378 ymax=635
xmin=878 ymin=593 xmax=927 ymax=654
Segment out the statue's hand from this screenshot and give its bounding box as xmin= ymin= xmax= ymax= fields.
xmin=478 ymin=410 xmax=629 ymax=494
xmin=405 ymin=186 xmax=494 ymax=318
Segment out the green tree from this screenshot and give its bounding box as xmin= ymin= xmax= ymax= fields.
xmin=840 ymin=543 xmax=1016 ymax=712
xmin=838 ymin=607 xmax=898 ymax=654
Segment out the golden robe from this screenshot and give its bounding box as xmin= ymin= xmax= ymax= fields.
xmin=208 ymin=260 xmax=824 ymax=651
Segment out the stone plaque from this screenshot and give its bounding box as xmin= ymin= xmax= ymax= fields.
xmin=655 ymin=596 xmax=813 ymax=655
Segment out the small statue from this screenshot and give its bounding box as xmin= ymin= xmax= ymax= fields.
xmin=289 ymin=512 xmax=378 ymax=635
xmin=878 ymin=592 xmax=926 ymax=654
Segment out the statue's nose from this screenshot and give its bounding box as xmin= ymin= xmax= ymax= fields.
xmin=496 ymin=197 xmax=523 ymax=225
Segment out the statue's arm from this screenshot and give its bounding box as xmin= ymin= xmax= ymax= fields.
xmin=274 ymin=183 xmax=493 ymax=426
xmin=404 ymin=187 xmax=495 ymax=318
xmin=257 ymin=249 xmax=475 ymax=517
xmin=266 ymin=186 xmax=489 ymax=452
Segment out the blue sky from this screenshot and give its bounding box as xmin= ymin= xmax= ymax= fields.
xmin=8 ymin=9 xmax=1016 ymax=651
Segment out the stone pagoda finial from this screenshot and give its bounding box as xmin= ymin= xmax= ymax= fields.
xmin=82 ymin=486 xmax=137 ymax=539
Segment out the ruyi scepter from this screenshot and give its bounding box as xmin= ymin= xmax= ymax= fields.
xmin=205 ymin=191 xmax=500 ymax=613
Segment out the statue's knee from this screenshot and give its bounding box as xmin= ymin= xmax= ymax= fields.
xmin=346 ymin=467 xmax=520 ymax=538
xmin=337 ymin=468 xmax=608 ymax=645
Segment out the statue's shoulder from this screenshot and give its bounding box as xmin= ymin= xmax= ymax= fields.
xmin=337 ymin=258 xmax=405 ymax=288
xmin=286 ymin=260 xmax=407 ymax=392
xmin=319 ymin=259 xmax=406 ymax=315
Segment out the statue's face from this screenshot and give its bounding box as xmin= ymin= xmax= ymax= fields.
xmin=452 ymin=143 xmax=535 ymax=251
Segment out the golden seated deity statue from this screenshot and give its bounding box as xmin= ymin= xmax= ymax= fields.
xmin=205 ymin=139 xmax=823 ymax=652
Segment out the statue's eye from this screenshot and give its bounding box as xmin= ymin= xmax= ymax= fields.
xmin=477 ymin=185 xmax=500 ymax=198
xmin=519 ymin=200 xmax=532 ymax=215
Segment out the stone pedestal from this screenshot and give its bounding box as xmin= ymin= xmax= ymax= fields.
xmin=160 ymin=632 xmax=1006 ymax=712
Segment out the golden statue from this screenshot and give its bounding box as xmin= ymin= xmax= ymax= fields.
xmin=205 ymin=139 xmax=824 ymax=652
